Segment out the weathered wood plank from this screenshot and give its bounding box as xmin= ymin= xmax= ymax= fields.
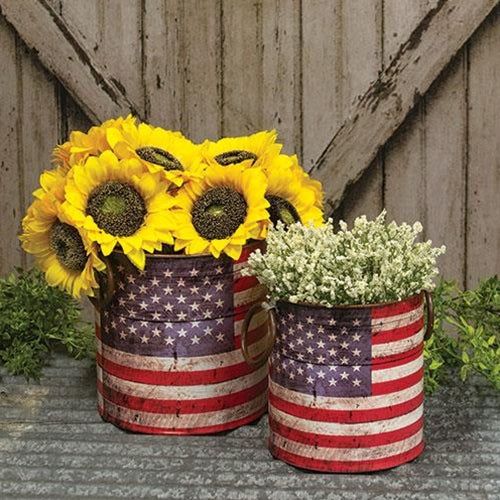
xmin=309 ymin=0 xmax=500 ymax=212
xmin=467 ymin=7 xmax=500 ymax=285
xmin=17 ymin=44 xmax=60 ymax=268
xmin=333 ymin=0 xmax=384 ymax=224
xmin=143 ymin=0 xmax=183 ymax=129
xmin=0 ymin=18 xmax=22 ymax=275
xmin=182 ymin=0 xmax=222 ymax=142
xmin=54 ymin=1 xmax=95 ymax=137
xmin=423 ymin=52 xmax=467 ymax=283
xmin=221 ymin=0 xmax=263 ymax=136
xmin=61 ymin=0 xmax=144 ymax=120
xmin=262 ymin=0 xmax=302 ymax=155
xmin=302 ymin=0 xmax=341 ymax=170
xmin=0 ymin=0 xmax=140 ymax=123
xmin=383 ymin=0 xmax=436 ymax=227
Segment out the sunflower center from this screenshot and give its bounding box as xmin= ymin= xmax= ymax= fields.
xmin=86 ymin=181 xmax=146 ymax=236
xmin=266 ymin=195 xmax=300 ymax=226
xmin=136 ymin=147 xmax=184 ymax=171
xmin=50 ymin=221 xmax=87 ymax=272
xmin=192 ymin=187 xmax=247 ymax=240
xmin=214 ymin=150 xmax=257 ymax=166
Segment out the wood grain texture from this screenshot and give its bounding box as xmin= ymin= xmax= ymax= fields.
xmin=0 ymin=0 xmax=140 ymax=123
xmin=423 ymin=52 xmax=467 ymax=283
xmin=310 ymin=0 xmax=500 ymax=212
xmin=302 ymin=0 xmax=341 ymax=170
xmin=0 ymin=0 xmax=498 ymax=286
xmin=221 ymin=0 xmax=263 ymax=136
xmin=332 ymin=0 xmax=384 ymax=224
xmin=467 ymin=7 xmax=500 ymax=286
xmin=182 ymin=0 xmax=222 ymax=142
xmin=262 ymin=0 xmax=302 ymax=156
xmin=0 ymin=18 xmax=22 ymax=275
xmin=383 ymin=0 xmax=438 ymax=229
xmin=143 ymin=0 xmax=183 ymax=129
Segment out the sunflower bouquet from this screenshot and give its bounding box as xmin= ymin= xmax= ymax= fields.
xmin=20 ymin=116 xmax=324 ymax=299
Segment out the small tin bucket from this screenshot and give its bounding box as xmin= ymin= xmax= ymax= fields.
xmin=92 ymin=242 xmax=268 ymax=435
xmin=241 ymin=292 xmax=433 ymax=472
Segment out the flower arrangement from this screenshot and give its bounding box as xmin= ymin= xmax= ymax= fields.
xmin=20 ymin=116 xmax=324 ymax=298
xmin=245 ymin=211 xmax=446 ymax=306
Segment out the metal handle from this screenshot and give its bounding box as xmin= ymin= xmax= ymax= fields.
xmin=241 ymin=302 xmax=277 ymax=367
xmin=423 ymin=290 xmax=434 ymax=341
xmin=88 ymin=255 xmax=116 ymax=312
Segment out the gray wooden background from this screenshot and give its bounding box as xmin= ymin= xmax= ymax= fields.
xmin=0 ymin=0 xmax=499 ymax=291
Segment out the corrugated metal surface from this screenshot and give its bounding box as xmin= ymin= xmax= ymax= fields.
xmin=1 ymin=353 xmax=499 ymax=499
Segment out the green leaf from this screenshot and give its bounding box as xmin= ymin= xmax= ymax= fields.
xmin=0 ymin=268 xmax=94 ymax=380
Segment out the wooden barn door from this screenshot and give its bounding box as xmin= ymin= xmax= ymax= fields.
xmin=0 ymin=0 xmax=498 ymax=289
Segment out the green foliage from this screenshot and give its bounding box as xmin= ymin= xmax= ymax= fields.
xmin=425 ymin=277 xmax=500 ymax=394
xmin=0 ymin=268 xmax=94 ymax=381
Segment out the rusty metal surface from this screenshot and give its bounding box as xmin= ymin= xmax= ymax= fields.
xmin=0 ymin=353 xmax=499 ymax=499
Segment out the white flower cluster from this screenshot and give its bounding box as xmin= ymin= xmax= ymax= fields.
xmin=245 ymin=211 xmax=446 ymax=306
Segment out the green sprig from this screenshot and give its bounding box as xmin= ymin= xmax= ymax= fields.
xmin=424 ymin=277 xmax=500 ymax=393
xmin=0 ymin=268 xmax=94 ymax=381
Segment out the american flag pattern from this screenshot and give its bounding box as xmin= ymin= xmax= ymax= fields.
xmin=268 ymin=294 xmax=426 ymax=472
xmin=96 ymin=242 xmax=268 ymax=434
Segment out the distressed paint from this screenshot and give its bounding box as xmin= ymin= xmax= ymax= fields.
xmin=97 ymin=243 xmax=267 ymax=434
xmin=0 ymin=0 xmax=498 ymax=288
xmin=268 ymin=295 xmax=426 ymax=472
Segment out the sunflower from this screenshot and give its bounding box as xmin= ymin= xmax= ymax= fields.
xmin=288 ymin=154 xmax=324 ymax=209
xmin=20 ymin=187 xmax=105 ymax=298
xmin=172 ymin=163 xmax=270 ymax=259
xmin=32 ymin=168 xmax=67 ymax=202
xmin=106 ymin=121 xmax=202 ymax=187
xmin=201 ymin=130 xmax=281 ymax=169
xmin=52 ymin=115 xmax=137 ymax=173
xmin=262 ymin=155 xmax=323 ymax=230
xmin=62 ymin=151 xmax=175 ymax=269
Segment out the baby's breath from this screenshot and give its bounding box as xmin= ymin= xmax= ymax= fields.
xmin=245 ymin=211 xmax=445 ymax=306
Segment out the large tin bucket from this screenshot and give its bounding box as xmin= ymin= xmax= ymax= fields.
xmin=94 ymin=242 xmax=268 ymax=434
xmin=242 ymin=292 xmax=433 ymax=472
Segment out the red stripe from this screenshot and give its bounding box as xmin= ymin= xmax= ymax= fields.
xmin=372 ymin=317 xmax=424 ymax=345
xmin=97 ymin=376 xmax=268 ymax=414
xmin=269 ymin=390 xmax=424 ymax=424
xmin=372 ymin=345 xmax=423 ymax=369
xmin=98 ymin=404 xmax=267 ymax=435
xmin=269 ymin=415 xmax=423 ymax=449
xmin=371 ymin=367 xmax=423 ymax=396
xmin=234 ymin=275 xmax=259 ymax=293
xmin=371 ymin=294 xmax=423 ymax=319
xmin=269 ymin=439 xmax=425 ymax=473
xmin=96 ymin=352 xmax=256 ymax=385
xmin=234 ymin=321 xmax=268 ymax=349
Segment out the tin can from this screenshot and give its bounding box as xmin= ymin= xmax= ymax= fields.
xmin=95 ymin=242 xmax=268 ymax=434
xmin=242 ymin=292 xmax=433 ymax=472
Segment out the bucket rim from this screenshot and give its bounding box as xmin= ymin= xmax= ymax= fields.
xmin=275 ymin=292 xmax=424 ymax=311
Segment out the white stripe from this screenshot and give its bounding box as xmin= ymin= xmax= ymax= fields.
xmin=234 ymin=284 xmax=266 ymax=308
xmin=271 ymin=404 xmax=423 ymax=437
xmin=97 ymin=331 xmax=269 ymax=372
xmin=233 ymin=261 xmax=250 ymax=273
xmin=97 ymin=391 xmax=267 ymax=429
xmin=269 ymin=378 xmax=423 ymax=411
xmin=372 ymin=327 xmax=424 ymax=357
xmin=270 ymin=428 xmax=423 ymax=462
xmin=371 ymin=304 xmax=424 ymax=333
xmin=98 ymin=364 xmax=268 ymax=400
xmin=372 ymin=355 xmax=423 ymax=383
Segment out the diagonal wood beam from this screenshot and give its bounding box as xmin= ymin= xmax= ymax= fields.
xmin=0 ymin=0 xmax=141 ymax=123
xmin=309 ymin=0 xmax=500 ymax=213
